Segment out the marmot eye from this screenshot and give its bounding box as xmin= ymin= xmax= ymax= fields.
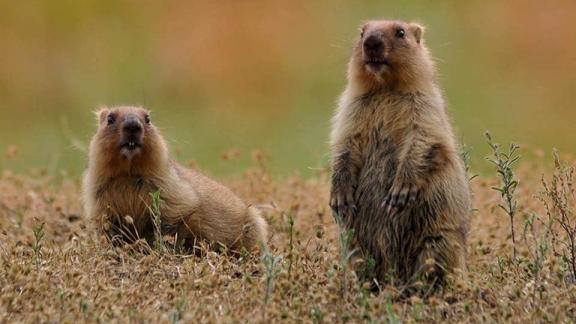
xmin=107 ymin=115 xmax=115 ymax=125
xmin=144 ymin=115 xmax=150 ymax=124
xmin=396 ymin=28 xmax=406 ymax=38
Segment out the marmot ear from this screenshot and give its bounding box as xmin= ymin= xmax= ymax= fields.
xmin=95 ymin=107 xmax=109 ymax=124
xmin=359 ymin=21 xmax=371 ymax=38
xmin=410 ymin=23 xmax=425 ymax=44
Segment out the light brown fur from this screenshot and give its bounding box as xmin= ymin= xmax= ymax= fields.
xmin=330 ymin=20 xmax=470 ymax=289
xmin=82 ymin=106 xmax=268 ymax=251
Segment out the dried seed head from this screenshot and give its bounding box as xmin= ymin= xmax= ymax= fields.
xmin=425 ymin=258 xmax=436 ymax=266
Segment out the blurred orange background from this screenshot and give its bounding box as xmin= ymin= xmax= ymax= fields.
xmin=0 ymin=1 xmax=575 ymax=176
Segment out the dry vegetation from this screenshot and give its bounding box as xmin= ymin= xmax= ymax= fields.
xmin=1 ymin=147 xmax=576 ymax=323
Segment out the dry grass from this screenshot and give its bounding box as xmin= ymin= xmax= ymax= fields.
xmin=1 ymin=153 xmax=576 ymax=323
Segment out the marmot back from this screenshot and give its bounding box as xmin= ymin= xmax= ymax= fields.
xmin=330 ymin=20 xmax=470 ymax=291
xmin=82 ymin=106 xmax=268 ymax=251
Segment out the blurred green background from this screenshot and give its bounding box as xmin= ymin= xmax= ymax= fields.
xmin=1 ymin=1 xmax=575 ymax=177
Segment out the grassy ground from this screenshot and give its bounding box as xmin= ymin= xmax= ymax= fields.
xmin=1 ymin=151 xmax=575 ymax=323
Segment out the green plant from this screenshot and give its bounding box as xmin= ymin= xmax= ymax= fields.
xmin=261 ymin=247 xmax=282 ymax=317
xmin=311 ymin=307 xmax=325 ymax=323
xmin=385 ymin=296 xmax=400 ymax=324
xmin=522 ymin=213 xmax=549 ymax=280
xmin=148 ymin=190 xmax=165 ymax=253
xmin=485 ymin=131 xmax=521 ymax=260
xmin=540 ymin=151 xmax=576 ymax=279
xmin=79 ymin=300 xmax=89 ymax=319
xmin=461 ymin=143 xmax=478 ymax=182
xmin=32 ymin=222 xmax=45 ymax=270
xmin=286 ymin=212 xmax=295 ymax=279
xmin=333 ymin=212 xmax=356 ymax=298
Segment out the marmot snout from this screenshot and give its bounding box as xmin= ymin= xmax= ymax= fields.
xmin=348 ymin=20 xmax=434 ymax=92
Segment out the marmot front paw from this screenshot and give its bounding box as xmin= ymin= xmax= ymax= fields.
xmin=330 ymin=186 xmax=357 ymax=220
xmin=381 ymin=181 xmax=420 ymax=214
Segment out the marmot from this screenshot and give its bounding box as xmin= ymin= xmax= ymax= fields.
xmin=330 ymin=20 xmax=470 ymax=289
xmin=82 ymin=106 xmax=268 ymax=251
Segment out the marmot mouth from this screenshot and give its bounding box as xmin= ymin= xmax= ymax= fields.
xmin=120 ymin=141 xmax=142 ymax=151
xmin=364 ymin=57 xmax=390 ymax=68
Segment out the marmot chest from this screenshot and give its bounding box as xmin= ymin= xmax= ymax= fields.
xmin=349 ymin=106 xmax=405 ymax=162
xmin=97 ymin=175 xmax=158 ymax=220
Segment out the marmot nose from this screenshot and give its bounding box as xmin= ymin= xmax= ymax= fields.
xmin=363 ymin=35 xmax=383 ymax=53
xmin=122 ymin=118 xmax=142 ymax=135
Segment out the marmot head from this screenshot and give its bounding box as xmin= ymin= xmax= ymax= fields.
xmin=89 ymin=106 xmax=168 ymax=176
xmin=349 ymin=20 xmax=434 ymax=91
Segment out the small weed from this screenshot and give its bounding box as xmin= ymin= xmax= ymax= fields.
xmin=79 ymin=300 xmax=89 ymax=318
xmin=486 ymin=131 xmax=521 ymax=260
xmin=357 ymin=288 xmax=372 ymax=321
xmin=540 ymin=151 xmax=576 ymax=279
xmin=311 ymin=307 xmax=325 ymax=323
xmin=149 ymin=190 xmax=165 ymax=253
xmin=461 ymin=143 xmax=478 ymax=182
xmin=32 ymin=221 xmax=45 ymax=270
xmin=333 ymin=212 xmax=356 ymax=298
xmin=169 ymin=310 xmax=180 ymax=324
xmin=261 ymin=247 xmax=282 ymax=317
xmin=286 ymin=212 xmax=295 ymax=278
xmin=385 ymin=296 xmax=400 ymax=324
xmin=522 ymin=213 xmax=549 ymax=280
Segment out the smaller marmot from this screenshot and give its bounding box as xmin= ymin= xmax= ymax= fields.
xmin=330 ymin=20 xmax=471 ymax=289
xmin=82 ymin=106 xmax=268 ymax=251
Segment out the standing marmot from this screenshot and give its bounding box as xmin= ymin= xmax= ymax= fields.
xmin=330 ymin=20 xmax=470 ymax=289
xmin=82 ymin=106 xmax=268 ymax=251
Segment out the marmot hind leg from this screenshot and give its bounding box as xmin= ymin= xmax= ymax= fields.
xmin=405 ymin=232 xmax=465 ymax=296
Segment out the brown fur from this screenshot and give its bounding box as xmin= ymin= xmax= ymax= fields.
xmin=330 ymin=20 xmax=471 ymax=288
xmin=82 ymin=106 xmax=268 ymax=251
